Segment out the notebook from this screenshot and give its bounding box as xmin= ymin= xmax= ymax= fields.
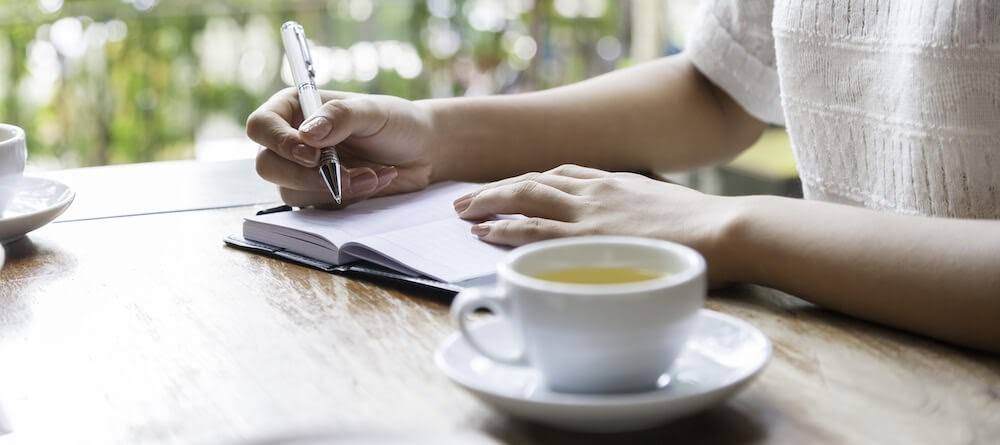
xmin=229 ymin=182 xmax=509 ymax=292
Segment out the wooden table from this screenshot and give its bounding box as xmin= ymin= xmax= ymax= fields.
xmin=1 ymin=160 xmax=998 ymax=445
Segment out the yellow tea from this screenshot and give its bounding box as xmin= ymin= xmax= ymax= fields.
xmin=532 ymin=267 xmax=664 ymax=285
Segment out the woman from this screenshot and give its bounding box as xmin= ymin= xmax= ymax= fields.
xmin=247 ymin=0 xmax=1000 ymax=352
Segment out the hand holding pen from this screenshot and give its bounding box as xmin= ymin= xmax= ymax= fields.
xmin=249 ymin=24 xmax=434 ymax=207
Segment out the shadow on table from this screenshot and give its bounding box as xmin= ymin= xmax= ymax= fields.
xmin=484 ymin=405 xmax=764 ymax=444
xmin=239 ymin=430 xmax=501 ymax=444
xmin=1 ymin=235 xmax=79 ymax=281
xmin=2 ymin=236 xmax=40 ymax=261
xmin=234 ymin=406 xmax=763 ymax=445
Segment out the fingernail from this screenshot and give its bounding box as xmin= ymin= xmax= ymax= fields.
xmin=349 ymin=169 xmax=378 ymax=195
xmin=454 ymin=191 xmax=480 ymax=215
xmin=300 ymin=117 xmax=331 ymax=138
xmin=292 ymin=145 xmax=319 ymax=166
xmin=374 ymin=166 xmax=398 ymax=180
xmin=453 ymin=196 xmax=472 ymax=213
xmin=374 ymin=166 xmax=398 ymax=189
xmin=471 ymin=223 xmax=491 ymax=237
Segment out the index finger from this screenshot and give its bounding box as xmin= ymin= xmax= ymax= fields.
xmin=246 ymin=88 xmax=310 ymax=165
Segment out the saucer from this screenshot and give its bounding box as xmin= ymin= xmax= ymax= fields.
xmin=0 ymin=176 xmax=75 ymax=243
xmin=435 ymin=309 xmax=771 ymax=433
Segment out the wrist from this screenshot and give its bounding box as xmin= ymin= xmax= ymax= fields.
xmin=416 ymin=98 xmax=456 ymax=183
xmin=706 ymin=194 xmax=773 ymax=285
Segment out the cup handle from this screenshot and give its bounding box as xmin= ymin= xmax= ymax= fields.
xmin=450 ymin=287 xmax=527 ymax=365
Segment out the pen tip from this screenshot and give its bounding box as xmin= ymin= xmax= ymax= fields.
xmin=320 ymin=162 xmax=343 ymax=205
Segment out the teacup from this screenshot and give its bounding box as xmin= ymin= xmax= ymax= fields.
xmin=0 ymin=124 xmax=26 ymax=178
xmin=0 ymin=124 xmax=26 ymax=214
xmin=450 ymin=236 xmax=705 ymax=394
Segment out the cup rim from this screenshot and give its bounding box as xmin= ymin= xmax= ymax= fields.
xmin=0 ymin=124 xmax=25 ymax=147
xmin=498 ymin=236 xmax=706 ymax=296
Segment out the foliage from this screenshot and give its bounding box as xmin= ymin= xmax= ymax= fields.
xmin=0 ymin=0 xmax=630 ymax=168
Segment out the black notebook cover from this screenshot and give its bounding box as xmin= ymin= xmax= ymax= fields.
xmin=223 ymin=234 xmax=463 ymax=295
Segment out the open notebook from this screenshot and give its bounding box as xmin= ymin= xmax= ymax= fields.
xmin=229 ymin=182 xmax=509 ymax=291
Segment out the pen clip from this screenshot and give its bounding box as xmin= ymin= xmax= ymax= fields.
xmin=293 ymin=26 xmax=316 ymax=81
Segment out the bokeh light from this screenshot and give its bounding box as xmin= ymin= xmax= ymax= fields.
xmin=36 ymin=0 xmax=62 ymax=14
xmin=0 ymin=0 xmax=694 ymax=168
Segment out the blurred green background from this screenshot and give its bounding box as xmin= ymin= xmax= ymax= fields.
xmin=1 ymin=0 xmax=704 ymax=170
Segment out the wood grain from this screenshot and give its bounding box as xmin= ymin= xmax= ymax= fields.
xmin=0 ymin=171 xmax=998 ymax=444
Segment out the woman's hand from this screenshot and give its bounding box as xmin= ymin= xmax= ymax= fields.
xmin=452 ymin=164 xmax=745 ymax=284
xmin=246 ymin=88 xmax=436 ymax=207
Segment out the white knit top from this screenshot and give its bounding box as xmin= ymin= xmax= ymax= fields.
xmin=687 ymin=0 xmax=1000 ymax=219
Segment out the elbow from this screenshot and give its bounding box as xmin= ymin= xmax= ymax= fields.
xmin=693 ymin=64 xmax=767 ymax=160
xmin=712 ymin=88 xmax=768 ymax=157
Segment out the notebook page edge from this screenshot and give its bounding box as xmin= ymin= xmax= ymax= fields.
xmin=242 ymin=181 xmax=484 ymax=277
xmin=242 ymin=219 xmax=344 ymax=265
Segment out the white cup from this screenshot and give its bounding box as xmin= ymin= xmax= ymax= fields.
xmin=0 ymin=124 xmax=26 ymax=214
xmin=0 ymin=124 xmax=26 ymax=178
xmin=450 ymin=236 xmax=706 ymax=394
xmin=0 ymin=397 xmax=9 ymax=436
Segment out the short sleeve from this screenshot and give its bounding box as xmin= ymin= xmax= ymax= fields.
xmin=685 ymin=0 xmax=784 ymax=126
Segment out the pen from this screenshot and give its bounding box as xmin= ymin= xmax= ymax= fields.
xmin=280 ymin=21 xmax=343 ymax=204
xmin=256 ymin=204 xmax=293 ymax=216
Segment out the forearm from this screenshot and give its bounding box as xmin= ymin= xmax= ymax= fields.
xmin=422 ymin=54 xmax=765 ymax=182
xmin=728 ymin=196 xmax=1000 ymax=352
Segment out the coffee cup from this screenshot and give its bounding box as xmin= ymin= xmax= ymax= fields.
xmin=450 ymin=236 xmax=705 ymax=394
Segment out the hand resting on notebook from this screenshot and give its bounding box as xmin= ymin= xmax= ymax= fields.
xmin=449 ymin=165 xmax=742 ymax=283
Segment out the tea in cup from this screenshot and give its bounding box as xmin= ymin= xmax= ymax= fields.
xmin=450 ymin=236 xmax=706 ymax=394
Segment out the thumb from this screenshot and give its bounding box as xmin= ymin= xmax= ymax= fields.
xmin=298 ymin=97 xmax=388 ymax=148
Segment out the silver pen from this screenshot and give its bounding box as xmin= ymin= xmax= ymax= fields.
xmin=280 ymin=21 xmax=342 ymax=204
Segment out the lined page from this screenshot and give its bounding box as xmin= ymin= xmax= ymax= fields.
xmin=246 ymin=182 xmax=480 ymax=248
xmin=346 ymin=218 xmax=510 ymax=283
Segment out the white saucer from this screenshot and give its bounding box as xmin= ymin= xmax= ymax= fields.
xmin=435 ymin=309 xmax=771 ymax=433
xmin=0 ymin=176 xmax=75 ymax=244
